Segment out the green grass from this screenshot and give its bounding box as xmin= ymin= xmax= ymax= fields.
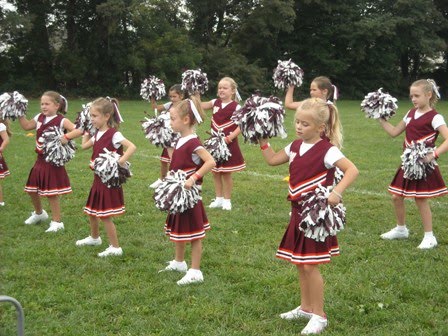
xmin=1 ymin=99 xmax=448 ymax=335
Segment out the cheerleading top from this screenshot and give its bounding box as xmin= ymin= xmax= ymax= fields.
xmin=210 ymin=99 xmax=240 ymax=135
xmin=169 ymin=134 xmax=204 ymax=182
xmin=286 ymin=139 xmax=344 ymax=202
xmin=162 ymin=102 xmax=172 ymax=112
xmin=34 ymin=113 xmax=65 ymax=155
xmin=89 ymin=128 xmax=124 ymax=168
xmin=402 ymin=108 xmax=445 ymax=148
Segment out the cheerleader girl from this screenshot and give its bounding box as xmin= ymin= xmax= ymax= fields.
xmin=76 ymin=97 xmax=136 ymax=257
xmin=160 ymin=96 xmax=215 ymax=285
xmin=259 ymin=98 xmax=358 ymax=334
xmin=379 ymin=79 xmax=448 ymax=249
xmin=18 ymin=91 xmax=80 ymax=232
xmin=149 ymin=84 xmax=184 ymax=189
xmin=0 ymin=116 xmax=11 ymax=206
xmin=285 ymin=76 xmax=338 ymax=110
xmin=201 ymin=77 xmax=245 ymax=210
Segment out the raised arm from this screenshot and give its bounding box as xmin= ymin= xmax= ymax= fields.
xmin=259 ymin=138 xmax=289 ymax=166
xmin=18 ymin=116 xmax=36 ymax=131
xmin=378 ymin=118 xmax=406 ymax=138
xmin=285 ymin=85 xmax=301 ymax=111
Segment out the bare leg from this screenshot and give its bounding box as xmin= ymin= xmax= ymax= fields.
xmin=88 ymin=215 xmax=100 ymax=238
xmin=29 ymin=192 xmax=43 ymax=213
xmin=297 ymin=265 xmax=312 ymax=311
xmin=0 ymin=181 xmax=4 ymax=203
xmin=48 ymin=195 xmax=61 ymax=222
xmin=213 ymin=172 xmax=223 ymax=197
xmin=300 ymin=264 xmax=325 ymax=316
xmin=161 ymin=161 xmax=168 ymax=179
xmin=102 ymin=217 xmax=119 ymax=247
xmin=190 ymin=239 xmax=202 ymax=269
xmin=222 ymin=172 xmax=233 ymax=199
xmin=392 ymin=194 xmax=406 ymax=225
xmin=175 ymin=241 xmax=186 ymax=262
xmin=415 ymin=198 xmax=432 ymax=232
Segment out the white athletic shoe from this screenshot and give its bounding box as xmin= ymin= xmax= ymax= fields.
xmin=380 ymin=226 xmax=409 ymax=240
xmin=98 ymin=245 xmax=123 ymax=257
xmin=149 ymin=178 xmax=163 ymax=189
xmin=417 ymin=236 xmax=438 ymax=249
xmin=280 ymin=306 xmax=313 ymax=320
xmin=177 ymin=269 xmax=204 ymax=285
xmin=301 ymin=314 xmax=328 ymax=335
xmin=209 ymin=198 xmax=223 ymax=208
xmin=45 ymin=221 xmax=64 ymax=232
xmin=76 ymin=236 xmax=102 ymax=246
xmin=159 ymin=260 xmax=188 ymax=273
xmin=24 ymin=210 xmax=48 ymax=225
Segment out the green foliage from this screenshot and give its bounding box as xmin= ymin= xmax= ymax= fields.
xmin=1 ymin=99 xmax=448 ymax=335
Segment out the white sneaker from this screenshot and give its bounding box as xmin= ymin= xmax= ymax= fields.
xmin=177 ymin=269 xmax=204 ymax=285
xmin=209 ymin=198 xmax=223 ymax=208
xmin=24 ymin=210 xmax=48 ymax=225
xmin=76 ymin=236 xmax=102 ymax=246
xmin=380 ymin=226 xmax=409 ymax=240
xmin=98 ymin=245 xmax=123 ymax=257
xmin=149 ymin=178 xmax=162 ymax=189
xmin=301 ymin=314 xmax=328 ymax=335
xmin=45 ymin=221 xmax=64 ymax=232
xmin=417 ymin=236 xmax=438 ymax=249
xmin=280 ymin=306 xmax=313 ymax=320
xmin=159 ymin=260 xmax=188 ymax=273
xmin=0 ymin=202 xmax=5 ymax=206
xmin=222 ymin=200 xmax=232 ymax=211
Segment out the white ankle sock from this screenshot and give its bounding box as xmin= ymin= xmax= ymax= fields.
xmin=396 ymin=225 xmax=407 ymax=231
xmin=424 ymin=231 xmax=434 ymax=238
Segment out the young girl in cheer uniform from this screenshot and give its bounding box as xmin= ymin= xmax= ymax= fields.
xmin=160 ymin=96 xmax=215 ymax=285
xmin=76 ymin=97 xmax=136 ymax=257
xmin=0 ymin=116 xmax=11 ymax=206
xmin=259 ymin=98 xmax=358 ymax=335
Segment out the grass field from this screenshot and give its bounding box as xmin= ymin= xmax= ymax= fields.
xmin=1 ymin=98 xmax=448 ymax=335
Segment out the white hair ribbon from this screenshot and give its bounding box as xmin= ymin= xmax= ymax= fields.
xmin=326 ymin=100 xmax=334 ymax=106
xmin=60 ymin=95 xmax=68 ymax=112
xmin=427 ymin=79 xmax=441 ymax=99
xmin=106 ymin=96 xmax=124 ymax=123
xmin=235 ymin=89 xmax=242 ymax=102
xmin=188 ymin=99 xmax=203 ymax=124
xmin=332 ymin=85 xmax=338 ymax=101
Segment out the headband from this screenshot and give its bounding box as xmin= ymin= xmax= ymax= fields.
xmin=106 ymin=96 xmax=124 ymax=123
xmin=427 ymin=79 xmax=441 ymax=99
xmin=235 ymin=89 xmax=242 ymax=102
xmin=188 ymin=99 xmax=203 ymax=124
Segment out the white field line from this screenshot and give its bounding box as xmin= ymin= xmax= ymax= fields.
xmin=135 ymin=150 xmax=448 ymax=207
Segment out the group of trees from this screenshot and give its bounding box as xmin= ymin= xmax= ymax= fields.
xmin=0 ymin=0 xmax=447 ymax=99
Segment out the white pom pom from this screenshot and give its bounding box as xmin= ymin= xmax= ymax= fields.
xmin=153 ymin=170 xmax=201 ymax=214
xmin=140 ymin=76 xmax=166 ymax=101
xmin=401 ymin=141 xmax=436 ymax=180
xmin=299 ymin=185 xmax=346 ymax=242
xmin=75 ymin=102 xmax=96 ymax=137
xmin=273 ymin=59 xmax=304 ymax=90
xmin=204 ymin=130 xmax=232 ymax=164
xmin=0 ymin=91 xmax=28 ymax=120
xmin=361 ymin=88 xmax=398 ymax=120
xmin=181 ymin=69 xmax=209 ymax=95
xmin=141 ymin=113 xmax=179 ymax=148
xmin=93 ymin=149 xmax=132 ymax=188
xmin=232 ymin=94 xmax=287 ymax=144
xmin=41 ymin=126 xmax=76 ymax=167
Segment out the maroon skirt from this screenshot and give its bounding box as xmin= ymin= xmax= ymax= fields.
xmin=164 ymin=200 xmax=210 ymax=242
xmin=0 ymin=155 xmax=10 ymax=179
xmin=212 ymin=137 xmax=246 ymax=173
xmin=276 ymin=202 xmax=340 ymax=264
xmin=388 ymin=165 xmax=448 ymax=198
xmin=84 ymin=175 xmax=125 ymax=217
xmin=24 ymin=156 xmax=71 ymax=196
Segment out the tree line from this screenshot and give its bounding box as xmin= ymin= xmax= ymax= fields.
xmin=0 ymin=0 xmax=447 ymax=100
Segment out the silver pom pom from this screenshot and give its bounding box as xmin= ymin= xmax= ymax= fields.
xmin=401 ymin=141 xmax=436 ymax=180
xmin=204 ymin=130 xmax=232 ymax=164
xmin=232 ymin=94 xmax=287 ymax=144
xmin=361 ymin=88 xmax=398 ymax=120
xmin=181 ymin=69 xmax=209 ymax=95
xmin=154 ymin=170 xmax=201 ymax=214
xmin=333 ymin=167 xmax=344 ymax=186
xmin=141 ymin=113 xmax=179 ymax=148
xmin=41 ymin=126 xmax=76 ymax=167
xmin=299 ymin=185 xmax=346 ymax=242
xmin=0 ymin=91 xmax=28 ymax=120
xmin=93 ymin=149 xmax=132 ymax=188
xmin=75 ymin=102 xmax=95 ymax=137
xmin=273 ymin=59 xmax=304 ymax=90
xmin=140 ymin=76 xmax=166 ymax=101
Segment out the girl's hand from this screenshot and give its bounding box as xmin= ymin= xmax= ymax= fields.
xmin=225 ymin=136 xmax=232 ymax=144
xmin=327 ymin=190 xmax=342 ymax=206
xmin=259 ymin=138 xmax=268 ymax=146
xmin=118 ymin=158 xmax=126 ymax=167
xmin=60 ymin=135 xmax=68 ymax=145
xmin=184 ymin=177 xmax=195 ymax=189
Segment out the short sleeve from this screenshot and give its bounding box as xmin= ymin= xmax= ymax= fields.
xmin=324 ymin=146 xmax=345 ymax=168
xmin=432 ymin=114 xmax=446 ymax=130
xmin=163 ymin=102 xmax=171 ymax=111
xmin=284 ymin=143 xmax=293 ymax=157
xmin=112 ymin=131 xmax=125 ymax=149
xmin=0 ymin=123 xmax=6 ymax=132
